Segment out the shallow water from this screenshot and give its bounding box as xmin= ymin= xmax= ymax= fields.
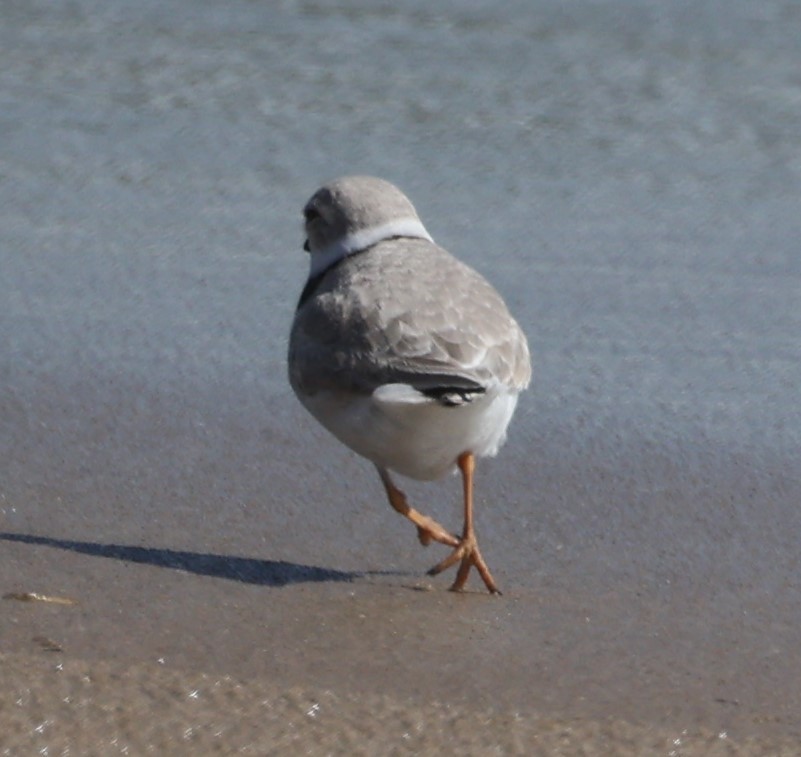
xmin=2 ymin=0 xmax=800 ymax=752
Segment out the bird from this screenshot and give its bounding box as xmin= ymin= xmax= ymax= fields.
xmin=288 ymin=176 xmax=531 ymax=594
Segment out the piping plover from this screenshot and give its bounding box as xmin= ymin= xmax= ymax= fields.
xmin=288 ymin=176 xmax=530 ymax=594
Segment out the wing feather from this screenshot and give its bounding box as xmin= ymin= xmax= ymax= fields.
xmin=289 ymin=238 xmax=531 ymax=398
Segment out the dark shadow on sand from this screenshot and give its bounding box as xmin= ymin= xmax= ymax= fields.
xmin=0 ymin=532 xmax=396 ymax=587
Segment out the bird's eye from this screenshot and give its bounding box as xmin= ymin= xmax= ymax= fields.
xmin=303 ymin=206 xmax=321 ymax=223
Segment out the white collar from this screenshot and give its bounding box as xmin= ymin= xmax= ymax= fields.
xmin=308 ymin=218 xmax=433 ymax=278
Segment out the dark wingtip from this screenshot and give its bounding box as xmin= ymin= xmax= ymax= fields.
xmin=420 ymin=385 xmax=486 ymax=406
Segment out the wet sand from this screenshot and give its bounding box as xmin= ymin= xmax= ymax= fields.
xmin=2 ymin=379 xmax=801 ymax=753
xmin=3 ymin=0 xmax=801 ymax=752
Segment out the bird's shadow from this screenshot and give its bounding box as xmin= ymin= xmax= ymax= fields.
xmin=0 ymin=532 xmax=401 ymax=587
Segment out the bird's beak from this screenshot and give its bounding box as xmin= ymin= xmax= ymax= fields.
xmin=303 ymin=239 xmax=310 ymax=252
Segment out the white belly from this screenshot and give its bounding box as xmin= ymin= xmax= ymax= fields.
xmin=299 ymin=386 xmax=519 ymax=481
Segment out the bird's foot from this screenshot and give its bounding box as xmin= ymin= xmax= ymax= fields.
xmin=413 ymin=516 xmax=460 ymax=548
xmin=378 ymin=471 xmax=459 ymax=548
xmin=427 ymin=535 xmax=502 ymax=595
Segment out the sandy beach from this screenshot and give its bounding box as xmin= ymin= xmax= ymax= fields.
xmin=2 ymin=0 xmax=801 ymax=753
xmin=4 ymin=653 xmax=801 ymax=756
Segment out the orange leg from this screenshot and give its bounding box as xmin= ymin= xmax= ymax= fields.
xmin=426 ymin=452 xmax=501 ymax=595
xmin=376 ymin=466 xmax=460 ymax=548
